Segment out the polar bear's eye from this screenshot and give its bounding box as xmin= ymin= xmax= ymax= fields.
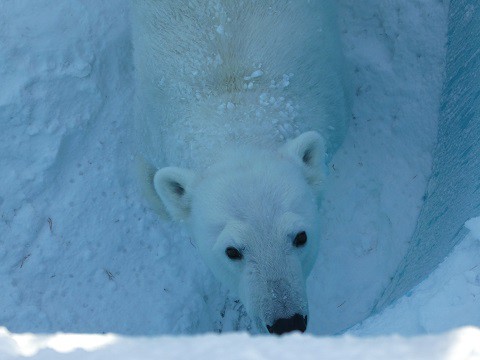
xmin=226 ymin=246 xmax=243 ymax=260
xmin=293 ymin=231 xmax=307 ymax=247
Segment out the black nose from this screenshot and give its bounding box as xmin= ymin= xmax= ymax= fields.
xmin=266 ymin=314 xmax=307 ymax=335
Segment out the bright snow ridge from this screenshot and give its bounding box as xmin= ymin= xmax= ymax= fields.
xmin=0 ymin=327 xmax=479 ymax=360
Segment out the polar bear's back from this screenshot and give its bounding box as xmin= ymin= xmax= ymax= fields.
xmin=132 ymin=0 xmax=349 ymax=169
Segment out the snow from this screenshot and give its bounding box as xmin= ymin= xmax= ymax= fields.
xmin=0 ymin=0 xmax=479 ymax=354
xmin=249 ymin=70 xmax=264 ymax=79
xmin=310 ymin=0 xmax=450 ymax=334
xmin=351 ymin=217 xmax=480 ymax=335
xmin=1 ymin=326 xmax=480 ymax=360
xmin=375 ymin=0 xmax=480 ymax=311
xmin=466 ymin=218 xmax=480 ymax=238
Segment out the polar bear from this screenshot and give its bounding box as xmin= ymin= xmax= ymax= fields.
xmin=131 ymin=0 xmax=349 ymax=334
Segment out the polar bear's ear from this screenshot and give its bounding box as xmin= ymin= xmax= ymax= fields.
xmin=282 ymin=131 xmax=327 ymax=194
xmin=153 ymin=167 xmax=196 ymax=221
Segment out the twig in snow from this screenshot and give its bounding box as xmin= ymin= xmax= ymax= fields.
xmin=104 ymin=269 xmax=115 ymax=281
xmin=20 ymin=254 xmax=31 ymax=268
xmin=47 ymin=217 xmax=53 ymax=233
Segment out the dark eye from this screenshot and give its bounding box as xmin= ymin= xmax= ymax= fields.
xmin=293 ymin=231 xmax=307 ymax=247
xmin=226 ymin=246 xmax=243 ymax=260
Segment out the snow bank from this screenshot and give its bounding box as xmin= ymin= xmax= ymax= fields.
xmin=352 ymin=217 xmax=480 ymax=335
xmin=376 ymin=0 xmax=480 ymax=311
xmin=310 ymin=0 xmax=449 ymax=333
xmin=1 ymin=327 xmax=479 ymax=360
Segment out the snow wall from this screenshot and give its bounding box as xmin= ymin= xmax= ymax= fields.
xmin=374 ymin=0 xmax=480 ymax=313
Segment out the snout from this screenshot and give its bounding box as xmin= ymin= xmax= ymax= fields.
xmin=266 ymin=314 xmax=307 ymax=335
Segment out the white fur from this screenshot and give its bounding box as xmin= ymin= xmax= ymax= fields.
xmin=132 ymin=0 xmax=349 ymax=332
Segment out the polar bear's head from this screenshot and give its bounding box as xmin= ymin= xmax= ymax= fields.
xmin=153 ymin=131 xmax=325 ymax=334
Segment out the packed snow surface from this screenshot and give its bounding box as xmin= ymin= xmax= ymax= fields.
xmin=353 ymin=217 xmax=480 ymax=335
xmin=2 ymin=0 xmax=478 ymax=343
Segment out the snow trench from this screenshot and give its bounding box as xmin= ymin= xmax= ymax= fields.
xmin=373 ymin=0 xmax=480 ymax=314
xmin=0 ymin=0 xmax=478 ymax=338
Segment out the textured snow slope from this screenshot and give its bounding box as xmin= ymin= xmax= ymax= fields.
xmin=352 ymin=217 xmax=480 ymax=335
xmin=0 ymin=0 xmax=458 ymax=337
xmin=311 ymin=0 xmax=449 ymax=333
xmin=376 ymin=0 xmax=480 ymax=311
